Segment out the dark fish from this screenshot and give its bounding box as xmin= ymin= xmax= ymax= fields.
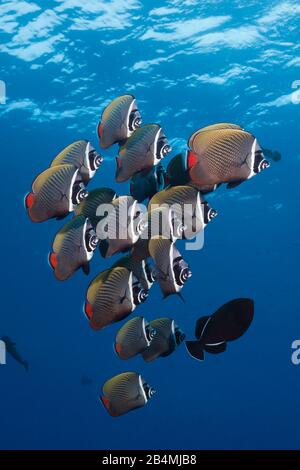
xmin=186 ymin=298 xmax=254 ymax=361
xmin=148 ymin=238 xmax=192 ymax=298
xmin=116 ymin=124 xmax=172 ymax=182
xmin=1 ymin=336 xmax=28 ymax=371
xmin=187 ymin=127 xmax=270 ymax=193
xmin=97 ymin=196 xmax=145 ymax=258
xmin=74 ymin=187 xmax=117 ymax=228
xmin=149 ymin=185 xmax=218 ymax=239
xmin=25 ymin=164 xmax=88 ymax=223
xmin=98 ymin=95 xmax=142 ymax=149
xmin=49 ymin=215 xmax=99 ymax=281
xmin=262 ymin=148 xmax=282 ymax=162
xmin=130 ymin=164 xmax=166 ymax=202
xmin=141 ymin=318 xmax=185 ymax=362
xmin=115 ymin=317 xmax=156 ymax=360
xmin=165 ymin=152 xmax=191 ymax=186
xmin=100 ymin=372 xmax=155 ymax=417
xmin=84 ymin=266 xmax=147 ymax=330
xmin=50 ymin=140 xmax=103 ymax=185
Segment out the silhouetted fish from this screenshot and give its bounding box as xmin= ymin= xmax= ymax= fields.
xmin=1 ymin=337 xmax=28 ymax=371
xmin=186 ymin=298 xmax=254 ymax=361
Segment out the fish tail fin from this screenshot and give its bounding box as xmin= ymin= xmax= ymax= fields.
xmin=185 ymin=341 xmax=205 ymax=361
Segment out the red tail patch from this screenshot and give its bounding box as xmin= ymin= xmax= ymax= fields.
xmin=84 ymin=302 xmax=93 ymax=320
xmin=100 ymin=396 xmax=110 ymax=412
xmin=115 ymin=343 xmax=122 ymax=355
xmin=48 ymin=252 xmax=58 ymax=270
xmin=98 ymin=122 xmax=103 ymax=142
xmin=187 ymin=151 xmax=198 ymax=169
xmin=25 ymin=192 xmax=35 ymax=209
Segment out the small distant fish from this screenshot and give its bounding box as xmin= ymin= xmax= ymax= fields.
xmin=100 ymin=372 xmax=155 ymax=417
xmin=149 ymin=238 xmax=192 ymax=298
xmin=80 ymin=375 xmax=93 ymax=386
xmin=25 ymin=164 xmax=88 ymax=222
xmin=187 ymin=125 xmax=270 ymax=193
xmin=49 ymin=215 xmax=99 ymax=281
xmin=262 ymin=148 xmax=282 ymax=162
xmin=1 ymin=336 xmax=28 ymax=372
xmin=74 ymin=187 xmax=117 ymax=228
xmin=98 ymin=94 xmax=142 ymax=149
xmin=130 ymin=164 xmax=166 ymax=202
xmin=97 ymin=196 xmax=145 ymax=258
xmin=84 ymin=264 xmax=148 ymax=330
xmin=116 ymin=124 xmax=172 ymax=182
xmin=141 ymin=318 xmax=185 ymax=362
xmin=50 ymin=140 xmax=103 ymax=185
xmin=115 ymin=317 xmax=156 ymax=360
xmin=185 ymin=298 xmax=254 ymax=361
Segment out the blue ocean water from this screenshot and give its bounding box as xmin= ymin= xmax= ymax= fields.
xmin=0 ymin=0 xmax=299 ymax=450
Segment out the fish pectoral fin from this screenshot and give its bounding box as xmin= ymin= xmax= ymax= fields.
xmin=204 ymin=342 xmax=227 ymax=354
xmin=226 ymin=180 xmax=244 ymax=189
xmin=185 ymin=341 xmax=205 ymax=361
xmin=82 ymin=263 xmax=90 ymax=276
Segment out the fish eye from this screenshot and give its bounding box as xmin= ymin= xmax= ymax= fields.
xmin=203 ymin=204 xmax=216 ymax=224
xmin=175 ymin=328 xmax=186 ymax=345
xmin=128 ymin=110 xmax=142 ymax=132
xmin=161 ymin=144 xmax=172 ymax=157
xmin=72 ymin=182 xmax=88 ymax=205
xmin=145 ymin=263 xmax=155 ymax=283
xmin=133 ymin=285 xmax=148 ymax=305
xmin=145 ymin=325 xmax=156 ymax=342
xmin=173 ymin=263 xmax=190 ymax=286
xmin=260 ymin=160 xmax=270 ymax=171
xmin=136 ymin=219 xmax=148 ymax=235
xmin=143 ymin=382 xmax=156 ymax=399
xmin=89 ymin=151 xmax=103 ymax=171
xmin=156 ymin=138 xmax=171 ymax=160
xmin=150 ymin=329 xmax=156 ymax=339
xmin=208 ymin=208 xmax=218 ymax=222
xmin=85 ymin=230 xmax=99 ymax=252
xmin=77 ymin=189 xmax=88 ymax=203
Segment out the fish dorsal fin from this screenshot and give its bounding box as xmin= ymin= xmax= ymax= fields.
xmin=204 ymin=341 xmax=227 ymax=354
xmin=195 ymin=315 xmax=211 ymax=340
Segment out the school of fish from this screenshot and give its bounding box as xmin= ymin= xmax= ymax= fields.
xmin=25 ymin=94 xmax=272 ymax=417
